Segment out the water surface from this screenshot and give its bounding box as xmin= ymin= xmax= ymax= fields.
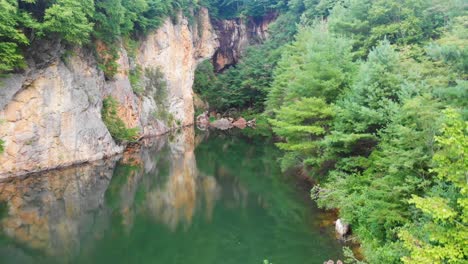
xmin=0 ymin=128 xmax=343 ymax=264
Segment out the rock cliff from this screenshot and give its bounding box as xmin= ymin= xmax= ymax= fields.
xmin=212 ymin=13 xmax=277 ymax=72
xmin=0 ymin=9 xmax=274 ymax=178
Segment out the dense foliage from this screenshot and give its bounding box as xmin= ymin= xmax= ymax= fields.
xmin=202 ymin=0 xmax=287 ymax=19
xmin=264 ymin=0 xmax=466 ymax=262
xmin=0 ymin=0 xmax=211 ymax=73
xmin=194 ymin=0 xmax=467 ymax=262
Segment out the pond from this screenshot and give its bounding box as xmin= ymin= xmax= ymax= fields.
xmin=0 ymin=128 xmax=343 ymax=264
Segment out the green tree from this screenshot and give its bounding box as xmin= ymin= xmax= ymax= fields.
xmin=266 ymin=23 xmax=356 ymax=113
xmin=334 ymin=40 xmax=402 ymax=135
xmin=42 ymin=0 xmax=95 ymax=45
xmin=0 ymin=0 xmax=31 ymax=72
xmin=399 ymin=109 xmax=468 ymax=263
xmin=329 ymin=0 xmax=450 ymax=57
xmin=315 ymin=96 xmax=444 ymax=263
xmin=269 ymin=97 xmax=335 ymax=171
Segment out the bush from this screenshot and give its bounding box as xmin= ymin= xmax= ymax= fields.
xmin=102 ymin=96 xmax=139 ymax=143
xmin=0 ymin=139 xmax=4 ymax=153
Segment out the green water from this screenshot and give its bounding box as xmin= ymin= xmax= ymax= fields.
xmin=0 ymin=128 xmax=343 ymax=264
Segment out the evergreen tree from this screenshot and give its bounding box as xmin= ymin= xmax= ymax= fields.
xmin=334 ymin=40 xmax=402 ymax=135
xmin=269 ymin=97 xmax=335 ymax=171
xmin=315 ymin=96 xmax=444 ymax=262
xmin=266 ymin=23 xmax=356 ymax=113
xmin=329 ymin=0 xmax=450 ymax=58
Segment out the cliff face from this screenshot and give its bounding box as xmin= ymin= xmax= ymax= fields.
xmin=0 ymin=9 xmax=274 ymax=178
xmin=0 ymin=46 xmax=123 ymax=178
xmin=212 ymin=13 xmax=277 ymax=72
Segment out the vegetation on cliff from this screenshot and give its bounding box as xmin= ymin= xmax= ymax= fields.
xmin=202 ymin=0 xmax=286 ymax=19
xmin=0 ymin=0 xmax=291 ymax=74
xmin=102 ymin=96 xmax=139 ymax=143
xmin=195 ymin=0 xmax=467 ymax=262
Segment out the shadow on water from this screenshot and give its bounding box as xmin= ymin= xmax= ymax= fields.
xmin=0 ymin=127 xmax=343 ymax=264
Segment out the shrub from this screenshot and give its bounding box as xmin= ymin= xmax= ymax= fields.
xmin=129 ymin=65 xmax=143 ymax=95
xmin=102 ymin=96 xmax=139 ymax=143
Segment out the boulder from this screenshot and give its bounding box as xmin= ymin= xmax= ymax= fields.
xmin=233 ymin=117 xmax=247 ymax=129
xmin=335 ymin=219 xmax=350 ymax=237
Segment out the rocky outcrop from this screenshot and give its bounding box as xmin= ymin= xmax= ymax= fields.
xmin=135 ymin=8 xmax=218 ymax=130
xmin=0 ymin=9 xmax=218 ymax=178
xmin=212 ymin=13 xmax=277 ymax=72
xmin=0 ymin=47 xmax=123 ymax=178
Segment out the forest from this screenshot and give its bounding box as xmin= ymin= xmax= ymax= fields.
xmin=194 ymin=0 xmax=467 ymax=263
xmin=0 ymin=0 xmax=467 ymax=263
xmin=0 ymin=0 xmax=280 ymax=73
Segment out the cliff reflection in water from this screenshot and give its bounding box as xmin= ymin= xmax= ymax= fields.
xmin=0 ymin=127 xmax=343 ymax=264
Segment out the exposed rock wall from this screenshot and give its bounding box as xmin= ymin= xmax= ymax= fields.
xmin=0 ymin=47 xmax=123 ymax=178
xmin=212 ymin=13 xmax=277 ymax=72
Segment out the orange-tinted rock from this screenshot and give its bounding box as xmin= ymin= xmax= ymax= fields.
xmin=233 ymin=117 xmax=247 ymax=129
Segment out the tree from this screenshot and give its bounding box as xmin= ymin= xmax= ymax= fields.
xmin=269 ymin=97 xmax=335 ymax=171
xmin=42 ymin=0 xmax=95 ymax=45
xmin=334 ymin=40 xmax=402 ymax=135
xmin=266 ymin=23 xmax=356 ymax=113
xmin=328 ymin=0 xmax=450 ymax=58
xmin=315 ymin=96 xmax=444 ymax=263
xmin=0 ymin=0 xmax=31 ymax=72
xmin=399 ymin=109 xmax=468 ymax=263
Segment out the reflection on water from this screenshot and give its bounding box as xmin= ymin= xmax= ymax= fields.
xmin=0 ymin=127 xmax=343 ymax=264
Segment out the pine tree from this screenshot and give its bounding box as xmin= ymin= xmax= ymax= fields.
xmin=269 ymin=97 xmax=335 ymax=171
xmin=266 ymin=23 xmax=356 ymax=113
